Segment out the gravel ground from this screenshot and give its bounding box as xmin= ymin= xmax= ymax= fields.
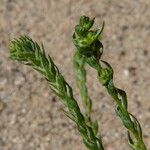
xmin=0 ymin=0 xmax=150 ymax=150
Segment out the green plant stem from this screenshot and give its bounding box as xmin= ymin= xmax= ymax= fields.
xmin=73 ymin=51 xmax=92 ymax=118
xmin=88 ymin=53 xmax=147 ymax=150
xmin=73 ymin=51 xmax=100 ymax=136
xmin=73 ymin=15 xmax=147 ymax=150
xmin=9 ymin=36 xmax=104 ymax=150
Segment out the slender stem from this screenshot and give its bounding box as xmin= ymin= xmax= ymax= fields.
xmin=9 ymin=36 xmax=105 ymax=150
xmin=92 ymin=60 xmax=147 ymax=150
xmin=72 ymin=15 xmax=147 ymax=150
xmin=73 ymin=51 xmax=92 ymax=118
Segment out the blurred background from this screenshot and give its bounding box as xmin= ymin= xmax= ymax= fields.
xmin=0 ymin=0 xmax=150 ymax=150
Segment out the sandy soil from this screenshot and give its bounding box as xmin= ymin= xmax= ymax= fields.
xmin=0 ymin=0 xmax=150 ymax=150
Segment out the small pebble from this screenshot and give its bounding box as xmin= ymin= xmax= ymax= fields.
xmin=123 ymin=69 xmax=129 ymax=77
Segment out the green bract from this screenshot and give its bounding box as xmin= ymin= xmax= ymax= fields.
xmin=73 ymin=16 xmax=104 ymax=58
xmin=9 ymin=16 xmax=147 ymax=150
xmin=75 ymin=16 xmax=95 ymax=36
